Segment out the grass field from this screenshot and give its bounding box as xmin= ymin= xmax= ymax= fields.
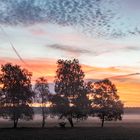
xmin=0 ymin=126 xmax=140 ymax=140
xmin=0 ymin=114 xmax=140 ymax=140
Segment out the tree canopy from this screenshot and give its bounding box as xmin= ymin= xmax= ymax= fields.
xmin=91 ymin=79 xmax=124 ymax=127
xmin=0 ymin=63 xmax=34 ymax=128
xmin=50 ymin=59 xmax=91 ymax=127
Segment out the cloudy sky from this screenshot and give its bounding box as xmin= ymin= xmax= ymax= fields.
xmin=0 ymin=0 xmax=140 ymax=107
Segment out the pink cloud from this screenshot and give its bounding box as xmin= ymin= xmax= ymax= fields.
xmin=29 ymin=28 xmax=47 ymax=36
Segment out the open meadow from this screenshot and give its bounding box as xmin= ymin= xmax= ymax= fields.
xmin=0 ymin=113 xmax=140 ymax=140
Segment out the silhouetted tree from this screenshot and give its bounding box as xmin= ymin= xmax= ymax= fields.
xmin=50 ymin=59 xmax=91 ymax=127
xmin=34 ymin=77 xmax=50 ymax=128
xmin=0 ymin=63 xmax=34 ymax=128
xmin=92 ymin=79 xmax=124 ymax=127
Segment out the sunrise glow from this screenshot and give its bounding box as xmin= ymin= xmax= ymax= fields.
xmin=0 ymin=0 xmax=140 ymax=107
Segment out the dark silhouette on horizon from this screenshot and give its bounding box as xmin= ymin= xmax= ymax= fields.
xmin=50 ymin=59 xmax=91 ymax=127
xmin=0 ymin=63 xmax=33 ymax=128
xmin=0 ymin=59 xmax=124 ymax=128
xmin=91 ymin=79 xmax=124 ymax=127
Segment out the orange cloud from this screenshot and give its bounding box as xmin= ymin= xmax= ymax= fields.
xmin=0 ymin=57 xmax=57 ymax=83
xmin=0 ymin=58 xmax=140 ymax=107
xmin=82 ymin=64 xmax=140 ymax=107
xmin=113 ymin=80 xmax=140 ymax=107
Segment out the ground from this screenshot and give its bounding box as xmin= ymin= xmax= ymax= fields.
xmin=0 ymin=126 xmax=140 ymax=140
xmin=0 ymin=116 xmax=140 ymax=140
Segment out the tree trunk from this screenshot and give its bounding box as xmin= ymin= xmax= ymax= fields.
xmin=68 ymin=117 xmax=74 ymax=128
xmin=42 ymin=107 xmax=45 ymax=128
xmin=13 ymin=105 xmax=18 ymax=128
xmin=13 ymin=118 xmax=18 ymax=128
xmin=101 ymin=116 xmax=105 ymax=128
xmin=42 ymin=115 xmax=45 ymax=128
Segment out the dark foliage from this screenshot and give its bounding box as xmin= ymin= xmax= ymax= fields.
xmin=0 ymin=63 xmax=34 ymax=128
xmin=50 ymin=59 xmax=91 ymax=127
xmin=91 ymin=79 xmax=124 ymax=127
xmin=0 ymin=60 xmax=124 ymax=129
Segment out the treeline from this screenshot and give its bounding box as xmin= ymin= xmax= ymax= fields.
xmin=0 ymin=59 xmax=124 ymax=128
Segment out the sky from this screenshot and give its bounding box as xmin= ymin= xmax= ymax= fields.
xmin=0 ymin=0 xmax=140 ymax=107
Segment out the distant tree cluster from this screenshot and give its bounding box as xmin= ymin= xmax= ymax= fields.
xmin=0 ymin=59 xmax=124 ymax=128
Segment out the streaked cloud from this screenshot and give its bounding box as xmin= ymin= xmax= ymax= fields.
xmin=124 ymin=46 xmax=140 ymax=51
xmin=48 ymin=44 xmax=91 ymax=55
xmin=110 ymin=73 xmax=140 ymax=79
xmin=47 ymin=44 xmax=104 ymax=57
